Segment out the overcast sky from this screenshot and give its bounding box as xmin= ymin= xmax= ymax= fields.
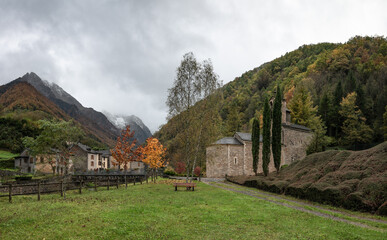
xmin=0 ymin=0 xmax=386 ymax=132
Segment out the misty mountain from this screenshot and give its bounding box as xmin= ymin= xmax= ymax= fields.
xmin=104 ymin=112 xmax=152 ymax=144
xmin=6 ymin=72 xmax=119 ymax=146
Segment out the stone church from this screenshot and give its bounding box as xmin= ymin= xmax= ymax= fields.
xmin=206 ymin=99 xmax=313 ymax=178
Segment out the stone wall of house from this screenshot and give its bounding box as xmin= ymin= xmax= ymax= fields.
xmin=70 ymin=145 xmax=88 ymax=172
xmin=247 ymin=142 xmax=276 ymax=175
xmin=206 ymin=145 xmax=230 ymax=178
xmin=282 ymin=127 xmax=313 ymax=165
xmin=227 ymin=145 xmax=245 ymax=176
xmin=243 ymin=142 xmax=254 ymax=175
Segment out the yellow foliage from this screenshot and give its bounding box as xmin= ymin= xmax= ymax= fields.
xmin=140 ymin=137 xmax=167 ymax=169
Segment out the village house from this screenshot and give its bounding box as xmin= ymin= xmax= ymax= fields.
xmin=206 ymin=98 xmax=313 ymax=178
xmin=14 ymin=149 xmax=71 ymax=175
xmin=15 ymin=143 xmax=146 ymax=174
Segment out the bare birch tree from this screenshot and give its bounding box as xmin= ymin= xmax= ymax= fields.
xmin=167 ymin=53 xmax=221 ymax=182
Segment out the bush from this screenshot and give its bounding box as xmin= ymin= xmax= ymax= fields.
xmin=164 ymin=167 xmax=177 ymax=176
xmin=194 ymin=166 xmax=201 ymax=177
xmin=175 ymin=162 xmax=186 ymax=174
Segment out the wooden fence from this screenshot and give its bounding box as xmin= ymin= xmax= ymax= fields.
xmin=0 ymin=175 xmax=147 ymax=203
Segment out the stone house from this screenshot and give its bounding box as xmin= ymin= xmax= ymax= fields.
xmin=15 ymin=143 xmax=146 ymax=174
xmin=206 ymin=99 xmax=313 ymax=178
xmin=14 ymin=149 xmax=71 ymax=174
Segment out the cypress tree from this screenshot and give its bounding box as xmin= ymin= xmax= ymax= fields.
xmin=262 ymin=97 xmax=271 ymax=176
xmin=272 ymin=86 xmax=282 ymax=173
xmin=333 ymin=81 xmax=343 ymax=138
xmin=252 ymin=117 xmax=260 ymax=175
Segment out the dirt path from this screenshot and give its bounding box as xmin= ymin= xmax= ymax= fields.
xmin=206 ymin=181 xmax=386 ymax=231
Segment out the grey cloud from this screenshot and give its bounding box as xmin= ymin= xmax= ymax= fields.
xmin=0 ymin=0 xmax=386 ymax=132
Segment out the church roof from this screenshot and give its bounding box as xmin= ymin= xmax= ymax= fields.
xmin=214 ymin=137 xmax=242 ymax=145
xmin=282 ymin=123 xmax=311 ymax=132
xmin=235 ymin=132 xmax=251 ymax=141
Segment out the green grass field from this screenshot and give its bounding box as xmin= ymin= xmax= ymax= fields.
xmin=0 ymin=150 xmax=17 ymax=160
xmin=0 ymin=150 xmax=17 ymax=171
xmin=0 ymin=181 xmax=385 ymax=239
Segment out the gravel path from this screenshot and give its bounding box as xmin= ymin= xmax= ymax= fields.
xmin=206 ymin=181 xmax=386 ymax=231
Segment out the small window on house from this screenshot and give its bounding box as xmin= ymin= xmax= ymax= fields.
xmin=91 ymin=155 xmax=94 ymax=160
xmin=234 ymin=157 xmax=237 ymax=165
xmin=28 ymin=166 xmax=31 ymax=173
xmin=24 ymin=158 xmax=28 ymax=163
xmin=138 ymin=162 xmax=140 ymax=167
xmin=40 ymin=157 xmax=44 ymax=163
xmin=91 ymin=161 xmax=94 ymax=167
xmin=30 ymin=157 xmax=34 ymax=164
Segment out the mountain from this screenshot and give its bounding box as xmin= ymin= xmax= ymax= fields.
xmin=6 ymin=72 xmax=120 ymax=146
xmin=0 ymin=82 xmax=70 ymax=120
xmin=104 ymin=112 xmax=152 ymax=144
xmin=1 ymin=72 xmax=152 ymax=147
xmin=155 ymin=36 xmax=387 ymax=166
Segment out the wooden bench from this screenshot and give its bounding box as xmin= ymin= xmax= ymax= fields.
xmin=173 ymin=182 xmax=196 ymax=191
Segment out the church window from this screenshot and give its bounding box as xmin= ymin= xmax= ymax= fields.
xmin=234 ymin=157 xmax=237 ymax=165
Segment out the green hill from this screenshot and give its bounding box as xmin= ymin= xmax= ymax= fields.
xmin=155 ymin=36 xmax=387 ymax=167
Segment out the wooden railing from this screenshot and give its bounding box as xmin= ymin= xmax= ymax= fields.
xmin=0 ymin=175 xmax=146 ymax=203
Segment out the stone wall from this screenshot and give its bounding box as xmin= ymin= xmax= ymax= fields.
xmin=206 ymin=145 xmax=228 ymax=178
xmin=282 ymin=126 xmax=313 ymax=165
xmin=227 ymin=145 xmax=245 ymax=176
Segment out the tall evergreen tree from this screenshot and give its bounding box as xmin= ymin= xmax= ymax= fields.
xmin=355 ymin=84 xmax=366 ymax=119
xmin=262 ymin=97 xmax=271 ymax=176
xmin=339 ymin=92 xmax=373 ymax=146
xmin=319 ymin=93 xmax=334 ymax=136
xmin=272 ymin=86 xmax=282 ymax=173
xmin=333 ymin=81 xmax=343 ymax=138
xmin=252 ymin=117 xmax=260 ymax=175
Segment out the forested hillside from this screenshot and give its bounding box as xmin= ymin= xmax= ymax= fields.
xmin=0 ymin=82 xmax=107 ymax=152
xmin=155 ymin=36 xmax=387 ymax=169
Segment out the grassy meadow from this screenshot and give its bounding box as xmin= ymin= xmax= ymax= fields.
xmin=0 ymin=180 xmax=385 ymax=239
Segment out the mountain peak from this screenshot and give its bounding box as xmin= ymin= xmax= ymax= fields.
xmin=103 ymin=111 xmax=152 ymax=144
xmin=22 ymin=72 xmax=41 ymax=81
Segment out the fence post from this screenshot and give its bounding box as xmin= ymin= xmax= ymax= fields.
xmin=107 ymin=177 xmax=110 ymax=191
xmin=63 ymin=179 xmax=66 ymax=200
xmin=125 ymin=175 xmax=127 ymax=189
xmin=133 ymin=176 xmax=136 ymax=186
xmin=8 ymin=184 xmax=12 ymax=203
xmin=94 ymin=177 xmax=97 ymax=192
xmin=140 ymin=177 xmax=142 ymax=184
xmin=37 ymin=181 xmax=41 ymax=201
xmin=116 ymin=177 xmax=119 ymax=189
xmin=79 ymin=179 xmax=82 ymax=194
xmin=60 ymin=180 xmax=63 ymax=197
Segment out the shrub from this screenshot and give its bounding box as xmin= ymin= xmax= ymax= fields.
xmin=175 ymin=162 xmax=186 ymax=174
xmin=164 ymin=167 xmax=176 ymax=176
xmin=194 ymin=166 xmax=201 ymax=177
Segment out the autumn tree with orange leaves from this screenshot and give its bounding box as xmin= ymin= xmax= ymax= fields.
xmin=139 ymin=137 xmax=166 ymax=183
xmin=110 ymin=125 xmax=140 ymax=171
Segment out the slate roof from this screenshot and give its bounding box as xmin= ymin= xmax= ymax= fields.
xmin=235 ymin=132 xmax=251 ymax=141
xmin=282 ymin=123 xmax=311 ymax=132
xmin=214 ymin=137 xmax=242 ymax=145
xmin=73 ymin=143 xmax=92 ymax=152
